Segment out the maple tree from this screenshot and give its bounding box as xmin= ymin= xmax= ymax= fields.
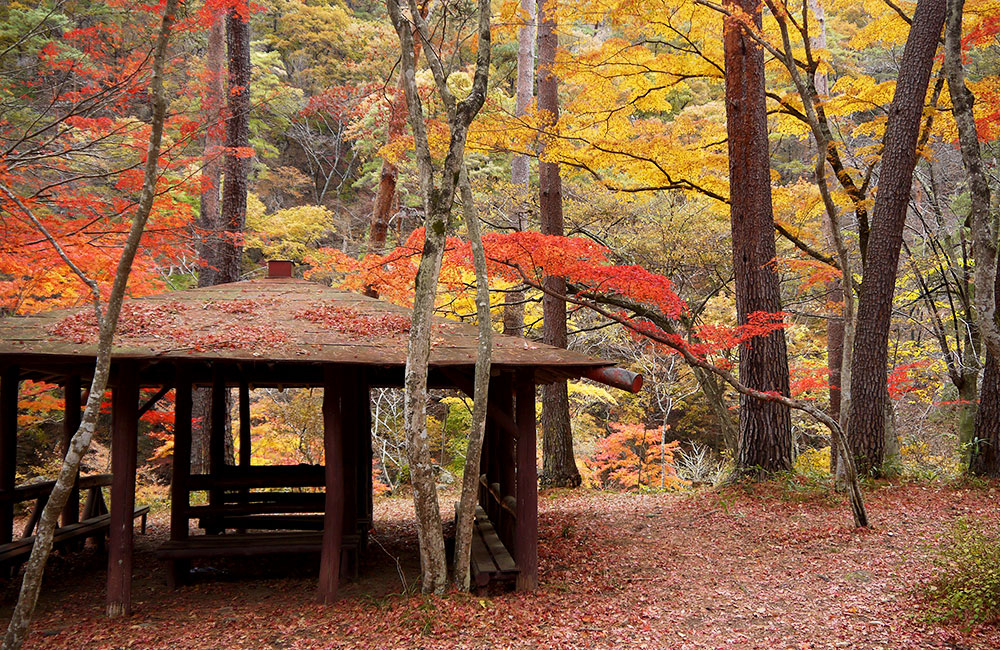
xmin=1 ymin=0 xmax=180 ymax=645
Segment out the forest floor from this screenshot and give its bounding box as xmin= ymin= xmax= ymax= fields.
xmin=2 ymin=480 xmax=998 ymax=649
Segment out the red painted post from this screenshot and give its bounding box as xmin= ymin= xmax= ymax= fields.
xmin=61 ymin=375 xmax=82 ymax=528
xmin=169 ymin=365 xmax=192 ymax=587
xmin=107 ymin=361 xmax=139 ymax=617
xmin=0 ymin=365 xmax=19 ymax=546
xmin=514 ymin=368 xmax=538 ymax=591
xmin=318 ymin=366 xmax=344 ymax=604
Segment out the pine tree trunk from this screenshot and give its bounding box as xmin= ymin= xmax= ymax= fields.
xmin=536 ymin=0 xmax=580 ymax=488
xmin=503 ymin=0 xmax=535 ymax=336
xmin=972 ymin=346 xmax=1000 ymax=477
xmin=368 ymin=1 xmax=429 ymax=257
xmin=197 ymin=14 xmax=226 ymax=288
xmin=847 ymin=0 xmax=946 ymax=475
xmin=219 ymin=9 xmax=251 ymax=284
xmin=724 ymin=0 xmax=792 ymax=475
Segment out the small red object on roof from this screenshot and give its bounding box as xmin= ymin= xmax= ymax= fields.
xmin=267 ymin=260 xmax=294 ymax=279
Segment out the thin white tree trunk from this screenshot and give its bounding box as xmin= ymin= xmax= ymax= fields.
xmin=452 ymin=165 xmax=493 ymax=590
xmin=0 ymin=2 xmax=178 ymax=645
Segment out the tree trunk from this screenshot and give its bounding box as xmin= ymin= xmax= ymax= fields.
xmin=724 ymin=0 xmax=792 ymax=476
xmin=368 ymin=0 xmax=430 ymax=258
xmin=847 ymin=0 xmax=946 ymax=476
xmin=537 ymin=0 xmax=580 ymax=488
xmin=197 ymin=14 xmax=226 ymax=288
xmin=0 ymin=2 xmax=178 ymax=644
xmin=387 ymin=0 xmax=492 ymax=593
xmin=219 ymin=8 xmax=251 ymax=284
xmin=942 ymin=0 xmax=1000 ymax=476
xmin=503 ymin=0 xmax=535 ymax=337
xmin=452 ymin=166 xmax=493 ymax=590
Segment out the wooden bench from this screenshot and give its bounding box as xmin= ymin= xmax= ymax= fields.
xmin=0 ymin=474 xmax=148 ymax=567
xmin=460 ymin=505 xmax=518 ymax=591
xmin=156 ymin=531 xmax=362 ymax=585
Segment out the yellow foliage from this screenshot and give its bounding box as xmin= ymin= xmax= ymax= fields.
xmin=795 ymin=447 xmax=831 ymax=476
xmin=245 ymin=194 xmax=335 ymax=262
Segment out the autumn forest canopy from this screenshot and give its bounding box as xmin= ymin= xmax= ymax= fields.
xmin=2 ymin=0 xmax=1000 ymax=639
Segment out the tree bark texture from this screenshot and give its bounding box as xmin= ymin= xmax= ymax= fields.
xmin=452 ymin=166 xmax=493 ymax=590
xmin=537 ymin=0 xmax=581 ymax=488
xmin=368 ymin=0 xmax=429 ymax=258
xmin=197 ymin=14 xmax=226 ymax=288
xmin=503 ymin=0 xmax=535 ymax=337
xmin=847 ymin=0 xmax=946 ymax=475
xmin=387 ymin=0 xmax=491 ymax=593
xmin=723 ymin=0 xmax=793 ymax=475
xmin=218 ymin=9 xmax=251 ymax=284
xmin=942 ymin=0 xmax=1000 ymax=475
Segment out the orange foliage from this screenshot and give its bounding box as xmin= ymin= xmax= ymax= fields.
xmin=584 ymin=423 xmax=685 ymax=491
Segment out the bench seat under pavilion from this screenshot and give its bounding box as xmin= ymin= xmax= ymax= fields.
xmin=0 ymin=262 xmax=641 ymax=616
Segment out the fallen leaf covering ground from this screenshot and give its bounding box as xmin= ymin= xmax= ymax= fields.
xmin=2 ymin=482 xmax=998 ymax=649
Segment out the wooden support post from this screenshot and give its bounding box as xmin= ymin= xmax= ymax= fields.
xmin=494 ymin=373 xmax=516 ymax=551
xmin=208 ymin=366 xmax=226 ymax=529
xmin=169 ymin=365 xmax=192 ymax=587
xmin=358 ymin=370 xmax=373 ymax=548
xmin=341 ymin=369 xmax=359 ymax=543
xmin=486 ymin=397 xmax=501 ymax=525
xmin=514 ymin=368 xmax=538 ymax=591
xmin=0 ymin=365 xmax=19 ymax=546
xmin=107 ymin=361 xmax=139 ymax=617
xmin=318 ymin=366 xmax=344 ymax=604
xmin=61 ymin=375 xmax=82 ymax=528
xmin=238 ymin=379 xmax=250 ymax=468
xmin=238 ymin=379 xmax=251 ymax=511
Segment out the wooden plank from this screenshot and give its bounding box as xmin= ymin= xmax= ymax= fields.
xmin=318 ymin=365 xmax=344 ymax=604
xmin=187 ymin=465 xmax=324 ymax=490
xmin=62 ymin=375 xmax=81 ymax=528
xmin=514 ymin=368 xmax=538 ymax=592
xmin=155 ymin=532 xmax=361 ymax=560
xmin=1 ymin=365 xmax=18 ymax=545
xmin=107 ymin=360 xmax=139 ymax=618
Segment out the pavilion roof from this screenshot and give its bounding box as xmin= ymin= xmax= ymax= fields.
xmin=0 ymin=277 xmax=613 ymax=384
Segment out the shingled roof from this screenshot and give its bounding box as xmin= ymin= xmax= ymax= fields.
xmin=0 ymin=277 xmax=614 ymax=385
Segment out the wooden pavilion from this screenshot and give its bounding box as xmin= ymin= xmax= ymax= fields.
xmin=0 ymin=262 xmax=640 ymax=616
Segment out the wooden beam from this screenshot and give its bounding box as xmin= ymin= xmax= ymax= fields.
xmin=318 ymin=365 xmax=344 ymax=604
xmin=137 ymin=385 xmax=171 ymax=419
xmin=1 ymin=365 xmax=18 ymax=545
xmin=514 ymin=368 xmax=538 ymax=591
xmin=62 ymin=375 xmax=82 ymax=529
xmin=107 ymin=361 xmax=139 ymax=617
xmin=169 ymin=365 xmax=192 ymax=587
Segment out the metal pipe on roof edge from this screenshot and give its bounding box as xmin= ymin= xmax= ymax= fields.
xmin=584 ymin=367 xmax=643 ymax=393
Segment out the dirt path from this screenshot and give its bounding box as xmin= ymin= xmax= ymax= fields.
xmin=2 ymin=483 xmax=997 ymax=649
